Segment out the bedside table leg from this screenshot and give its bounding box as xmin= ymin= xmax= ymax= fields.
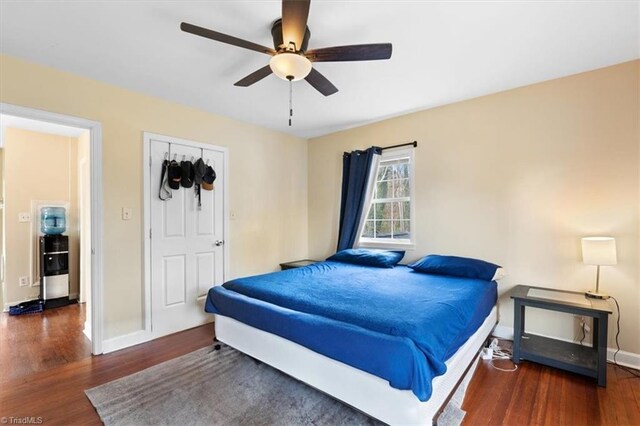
xmin=512 ymin=300 xmax=524 ymax=363
xmin=596 ymin=315 xmax=608 ymax=386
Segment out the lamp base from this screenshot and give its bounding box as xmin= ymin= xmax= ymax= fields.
xmin=585 ymin=290 xmax=610 ymax=300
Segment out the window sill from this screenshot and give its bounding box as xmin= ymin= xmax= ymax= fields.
xmin=357 ymin=241 xmax=415 ymax=251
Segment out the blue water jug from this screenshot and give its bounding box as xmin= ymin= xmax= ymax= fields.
xmin=41 ymin=207 xmax=66 ymax=235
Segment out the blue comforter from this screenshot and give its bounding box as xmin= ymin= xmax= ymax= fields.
xmin=205 ymin=261 xmax=496 ymax=401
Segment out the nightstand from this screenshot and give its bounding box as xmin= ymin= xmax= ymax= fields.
xmin=279 ymin=259 xmax=319 ymax=270
xmin=509 ymin=285 xmax=612 ymax=386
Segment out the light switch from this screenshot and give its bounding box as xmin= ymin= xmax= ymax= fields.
xmin=18 ymin=212 xmax=31 ymax=223
xmin=122 ymin=207 xmax=132 ymax=221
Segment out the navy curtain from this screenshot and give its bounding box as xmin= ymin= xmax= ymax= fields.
xmin=337 ymin=147 xmax=381 ymax=251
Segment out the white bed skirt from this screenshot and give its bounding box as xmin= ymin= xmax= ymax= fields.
xmin=215 ymin=306 xmax=497 ymax=425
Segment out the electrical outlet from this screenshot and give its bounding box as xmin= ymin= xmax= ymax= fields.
xmin=19 ymin=276 xmax=30 ymax=287
xmin=18 ymin=212 xmax=31 ymax=223
xmin=230 ymin=211 xmax=237 ymax=220
xmin=122 ymin=207 xmax=132 ymax=221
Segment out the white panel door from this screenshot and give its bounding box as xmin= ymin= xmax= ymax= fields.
xmin=150 ymin=138 xmax=225 ymax=338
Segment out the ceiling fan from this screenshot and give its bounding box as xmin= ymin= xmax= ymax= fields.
xmin=180 ymin=0 xmax=392 ymax=97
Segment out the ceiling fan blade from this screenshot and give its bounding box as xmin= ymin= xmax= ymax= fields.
xmin=234 ymin=65 xmax=273 ymax=87
xmin=305 ymin=68 xmax=338 ymax=96
xmin=281 ymin=0 xmax=310 ymax=51
xmin=181 ymin=22 xmax=276 ymax=56
xmin=306 ymin=44 xmax=393 ymax=62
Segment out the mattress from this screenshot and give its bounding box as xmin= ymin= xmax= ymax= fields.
xmin=205 ymin=261 xmax=497 ymax=401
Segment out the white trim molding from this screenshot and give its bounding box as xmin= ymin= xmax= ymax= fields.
xmin=102 ymin=330 xmax=152 ymax=354
xmin=357 ymin=146 xmax=416 ymax=251
xmin=0 ymin=103 xmax=104 ymax=355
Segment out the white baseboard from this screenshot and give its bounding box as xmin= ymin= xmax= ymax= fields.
xmin=492 ymin=325 xmax=640 ymax=370
xmin=3 ymin=298 xmax=39 ymax=312
xmin=607 ymin=348 xmax=640 ymax=370
xmin=83 ymin=320 xmax=92 ymax=342
xmin=101 ymin=330 xmax=151 ymax=354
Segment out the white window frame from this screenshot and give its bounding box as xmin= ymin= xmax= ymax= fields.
xmin=356 ymin=146 xmax=416 ymax=250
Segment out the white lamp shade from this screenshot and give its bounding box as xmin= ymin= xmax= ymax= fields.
xmin=581 ymin=237 xmax=617 ymax=266
xmin=269 ymin=53 xmax=312 ymax=81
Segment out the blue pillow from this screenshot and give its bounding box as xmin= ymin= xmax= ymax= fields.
xmin=327 ymin=249 xmax=405 ymax=268
xmin=408 ymin=254 xmax=501 ymax=281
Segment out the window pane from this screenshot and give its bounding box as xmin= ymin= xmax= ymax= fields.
xmin=366 ymin=206 xmax=374 ymax=220
xmin=375 ymin=220 xmax=392 ymax=238
xmin=391 ymin=202 xmax=410 ymax=220
xmin=376 ymin=180 xmax=392 ymax=199
xmin=394 ymin=178 xmax=410 ymax=198
xmin=362 ymin=220 xmax=375 ymax=238
xmin=402 ymin=201 xmax=410 ymax=219
xmin=397 ymin=162 xmax=409 ymax=178
xmin=393 ymin=220 xmax=411 ymax=239
xmin=375 ymin=202 xmax=392 ymax=220
xmin=377 ymin=165 xmax=391 ymax=182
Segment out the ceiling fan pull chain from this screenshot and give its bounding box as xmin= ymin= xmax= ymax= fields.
xmin=288 ymin=77 xmax=293 ymax=126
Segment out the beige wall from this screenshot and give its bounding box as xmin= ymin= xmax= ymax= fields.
xmin=308 ymin=61 xmax=640 ymax=354
xmin=0 ymin=54 xmax=309 ymax=339
xmin=4 ymin=128 xmax=80 ymax=304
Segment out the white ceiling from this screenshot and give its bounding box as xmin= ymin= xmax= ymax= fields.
xmin=0 ymin=1 xmax=638 ymax=139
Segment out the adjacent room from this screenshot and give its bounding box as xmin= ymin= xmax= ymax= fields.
xmin=0 ymin=1 xmax=638 ymax=425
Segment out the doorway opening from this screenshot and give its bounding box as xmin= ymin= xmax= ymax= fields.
xmin=0 ymin=104 xmax=103 ymax=376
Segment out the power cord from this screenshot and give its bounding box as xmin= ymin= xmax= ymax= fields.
xmin=579 ymin=321 xmax=586 ymax=346
xmin=609 ymin=296 xmax=640 ymax=378
xmin=485 ymin=338 xmax=518 ymax=372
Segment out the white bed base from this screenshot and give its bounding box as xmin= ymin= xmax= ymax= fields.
xmin=215 ymin=306 xmax=497 ymax=426
xmin=215 ymin=306 xmax=497 ymax=425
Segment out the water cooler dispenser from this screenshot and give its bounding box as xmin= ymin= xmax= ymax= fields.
xmin=40 ymin=207 xmax=70 ymax=309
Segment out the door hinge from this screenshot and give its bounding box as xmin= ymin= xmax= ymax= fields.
xmin=149 ymin=228 xmax=152 ymax=239
xmin=149 ymin=156 xmax=152 ymax=167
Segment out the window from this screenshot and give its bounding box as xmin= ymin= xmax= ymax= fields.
xmin=358 ymin=147 xmax=415 ymax=248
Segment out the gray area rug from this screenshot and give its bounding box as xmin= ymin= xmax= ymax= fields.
xmin=86 ymin=344 xmax=474 ymax=426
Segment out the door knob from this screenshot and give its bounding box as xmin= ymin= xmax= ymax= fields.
xmin=214 ymin=240 xmax=224 ymax=246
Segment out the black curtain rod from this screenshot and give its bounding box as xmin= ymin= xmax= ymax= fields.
xmin=380 ymin=141 xmax=417 ymax=151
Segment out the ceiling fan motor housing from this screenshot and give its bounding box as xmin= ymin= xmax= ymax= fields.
xmin=271 ymin=19 xmax=310 ymax=52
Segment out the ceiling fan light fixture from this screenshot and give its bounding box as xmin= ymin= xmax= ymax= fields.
xmin=269 ymin=52 xmax=312 ymax=81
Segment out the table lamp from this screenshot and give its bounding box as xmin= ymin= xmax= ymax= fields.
xmin=581 ymin=237 xmax=616 ymax=299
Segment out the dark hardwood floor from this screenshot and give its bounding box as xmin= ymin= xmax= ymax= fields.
xmin=0 ymin=303 xmax=92 ymax=383
xmin=463 ymin=359 xmax=640 ymax=425
xmin=1 ymin=306 xmax=638 ymax=425
xmin=0 ymin=321 xmax=214 ymax=424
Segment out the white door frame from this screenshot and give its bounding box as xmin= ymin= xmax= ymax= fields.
xmin=0 ymin=102 xmax=104 ymax=355
xmin=142 ymin=132 xmax=229 ymax=338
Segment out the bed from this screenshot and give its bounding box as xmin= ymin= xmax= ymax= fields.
xmin=205 ymin=260 xmax=497 ymax=425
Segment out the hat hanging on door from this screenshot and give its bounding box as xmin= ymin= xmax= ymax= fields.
xmin=167 ymin=160 xmax=182 ymax=190
xmin=193 ymin=158 xmax=206 ymax=185
xmin=193 ymin=158 xmax=207 ymax=208
xmin=180 ymin=160 xmax=195 ymax=188
xmin=202 ymin=165 xmax=217 ymax=191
